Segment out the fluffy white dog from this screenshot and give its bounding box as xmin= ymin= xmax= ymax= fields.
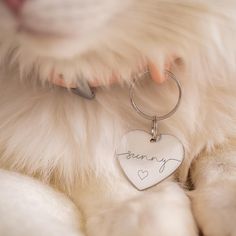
xmin=0 ymin=0 xmax=236 ymax=235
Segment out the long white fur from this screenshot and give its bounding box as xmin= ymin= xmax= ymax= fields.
xmin=0 ymin=0 xmax=236 ymax=235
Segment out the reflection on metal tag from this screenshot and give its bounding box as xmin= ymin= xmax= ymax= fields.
xmin=116 ymin=130 xmax=184 ymax=190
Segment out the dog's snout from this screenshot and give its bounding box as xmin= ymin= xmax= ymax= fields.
xmin=4 ymin=0 xmax=25 ymax=14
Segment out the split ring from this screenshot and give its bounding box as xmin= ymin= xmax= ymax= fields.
xmin=129 ymin=70 xmax=182 ymax=121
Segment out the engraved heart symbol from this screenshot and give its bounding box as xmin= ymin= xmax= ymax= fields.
xmin=116 ymin=130 xmax=184 ymax=190
xmin=138 ymin=170 xmax=149 ymax=180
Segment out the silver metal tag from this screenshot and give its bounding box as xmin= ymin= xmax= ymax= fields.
xmin=116 ymin=130 xmax=184 ymax=190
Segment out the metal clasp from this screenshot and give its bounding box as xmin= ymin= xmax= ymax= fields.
xmin=150 ymin=116 xmax=159 ymax=142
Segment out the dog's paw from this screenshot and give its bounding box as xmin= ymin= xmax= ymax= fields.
xmin=0 ymin=169 xmax=84 ymax=236
xmin=191 ymin=181 xmax=236 ymax=236
xmin=86 ymin=183 xmax=198 ymax=236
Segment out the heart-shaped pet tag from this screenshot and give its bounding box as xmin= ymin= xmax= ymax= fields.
xmin=116 ymin=130 xmax=184 ymax=190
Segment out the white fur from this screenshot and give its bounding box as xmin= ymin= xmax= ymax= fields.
xmin=0 ymin=0 xmax=236 ymax=235
xmin=86 ymin=182 xmax=197 ymax=236
xmin=0 ymin=169 xmax=83 ymax=236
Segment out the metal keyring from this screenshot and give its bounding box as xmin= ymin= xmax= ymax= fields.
xmin=129 ymin=70 xmax=182 ymax=121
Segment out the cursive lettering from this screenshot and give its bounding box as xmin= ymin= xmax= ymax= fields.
xmin=117 ymin=151 xmax=181 ymax=173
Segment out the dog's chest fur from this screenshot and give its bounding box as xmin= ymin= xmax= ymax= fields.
xmin=0 ymin=1 xmax=236 ymax=195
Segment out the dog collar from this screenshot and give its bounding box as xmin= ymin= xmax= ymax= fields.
xmin=51 ymin=62 xmax=169 ymax=99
